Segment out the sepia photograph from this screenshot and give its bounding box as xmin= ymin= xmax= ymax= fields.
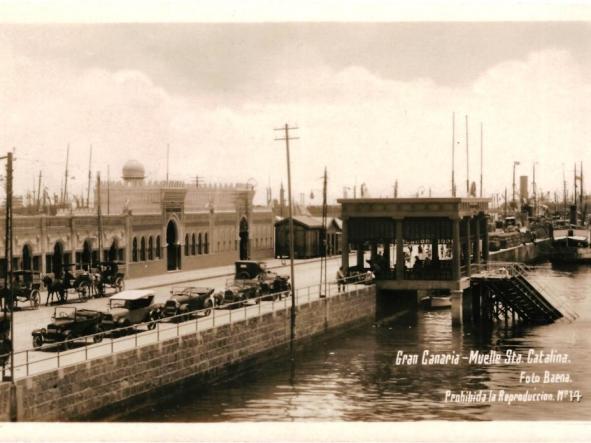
xmin=0 ymin=1 xmax=589 ymax=441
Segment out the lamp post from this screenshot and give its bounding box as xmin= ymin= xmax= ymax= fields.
xmin=532 ymin=161 xmax=538 ymax=217
xmin=512 ymin=161 xmax=520 ymax=211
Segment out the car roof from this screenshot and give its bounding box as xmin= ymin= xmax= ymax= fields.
xmin=109 ymin=289 xmax=155 ymax=300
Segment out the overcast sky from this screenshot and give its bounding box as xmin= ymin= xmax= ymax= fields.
xmin=0 ymin=22 xmax=590 ymax=204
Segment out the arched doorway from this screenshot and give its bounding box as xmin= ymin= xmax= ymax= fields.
xmin=108 ymin=239 xmax=119 ymax=262
xmin=82 ymin=239 xmax=93 ymax=270
xmin=166 ymin=220 xmax=180 ymax=271
xmin=53 ymin=242 xmax=64 ymax=277
xmin=22 ymin=244 xmax=32 ymax=271
xmin=239 ymin=217 xmax=249 ymax=260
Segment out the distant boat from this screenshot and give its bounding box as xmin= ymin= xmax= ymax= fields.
xmin=550 ymin=225 xmax=591 ymax=264
xmin=420 ymin=294 xmax=452 ymax=309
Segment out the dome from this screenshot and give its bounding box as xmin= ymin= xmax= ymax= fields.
xmin=122 ymin=159 xmax=145 ymax=181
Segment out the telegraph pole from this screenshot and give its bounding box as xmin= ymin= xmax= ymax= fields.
xmin=1 ymin=153 xmax=15 ymax=393
xmin=319 ymin=167 xmax=328 ymax=298
xmin=63 ymin=144 xmax=70 ymax=206
xmin=465 ymin=115 xmax=469 ymax=196
xmin=96 ymin=172 xmax=104 ymax=294
xmin=274 ymin=124 xmax=298 ymax=351
xmin=87 ymin=145 xmax=93 ymax=207
xmin=451 ymin=112 xmax=456 ymax=197
xmin=480 ymin=122 xmax=483 ymax=198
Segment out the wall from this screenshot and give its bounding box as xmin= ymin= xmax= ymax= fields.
xmin=0 ymin=285 xmax=376 ymax=421
xmin=488 ymin=239 xmax=550 ymax=263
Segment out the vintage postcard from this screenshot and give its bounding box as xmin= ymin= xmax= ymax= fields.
xmin=0 ymin=1 xmax=589 ymax=441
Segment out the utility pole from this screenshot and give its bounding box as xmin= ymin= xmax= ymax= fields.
xmin=563 ymin=163 xmax=567 ymax=219
xmin=451 ymin=112 xmax=456 ymax=197
xmin=512 ymin=161 xmax=520 ymax=211
xmin=274 ymin=123 xmax=298 ymax=353
xmin=166 ymin=144 xmax=170 ymax=183
xmin=465 ymin=115 xmax=469 ymax=196
xmin=532 ymin=162 xmax=537 ymax=217
xmin=319 ymin=167 xmax=328 ymax=298
xmin=107 ymin=165 xmax=110 ymax=216
xmin=580 ymin=161 xmax=584 ymax=225
xmin=36 ymin=171 xmax=42 ymax=212
xmin=504 ymin=187 xmax=508 ymax=218
xmin=87 ymin=145 xmax=93 ymax=207
xmin=1 ymin=152 xmax=15 ymax=394
xmin=480 ymin=122 xmax=483 ymax=198
xmin=63 ymin=144 xmax=70 ymax=206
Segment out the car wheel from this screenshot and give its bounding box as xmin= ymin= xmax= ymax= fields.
xmin=147 ymin=312 xmax=158 ymax=330
xmin=114 ymin=276 xmax=124 ymax=293
xmin=32 ymin=335 xmax=43 ymax=348
xmin=78 ymin=281 xmax=91 ymax=301
xmin=203 ymin=300 xmax=213 ymax=316
xmin=63 ymin=333 xmax=74 ymax=350
xmin=93 ymin=326 xmax=104 ymax=343
xmin=30 ymin=290 xmax=41 ymax=309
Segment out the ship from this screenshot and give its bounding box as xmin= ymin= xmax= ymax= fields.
xmin=549 ymin=224 xmax=591 ymax=264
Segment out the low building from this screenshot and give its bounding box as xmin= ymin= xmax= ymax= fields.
xmin=274 ymin=216 xmax=342 ymax=259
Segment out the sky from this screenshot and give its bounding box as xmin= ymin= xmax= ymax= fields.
xmin=0 ymin=20 xmax=590 ymax=205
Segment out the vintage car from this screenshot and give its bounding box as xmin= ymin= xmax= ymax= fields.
xmin=222 ymin=278 xmax=260 ymax=307
xmin=234 ymin=260 xmax=291 ymax=300
xmin=163 ymin=286 xmax=221 ymax=319
xmin=100 ymin=290 xmax=161 ymax=333
xmin=32 ymin=307 xmax=104 ymax=349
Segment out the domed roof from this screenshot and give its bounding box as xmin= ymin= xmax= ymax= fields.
xmin=122 ymin=159 xmax=145 ymax=180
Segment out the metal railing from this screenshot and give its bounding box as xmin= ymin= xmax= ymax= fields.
xmin=1 ymin=274 xmax=372 ymax=381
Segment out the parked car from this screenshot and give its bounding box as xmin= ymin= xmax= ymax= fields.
xmin=163 ymin=286 xmax=221 ymax=319
xmin=32 ymin=307 xmax=104 ymax=350
xmin=234 ymin=260 xmax=291 ymax=300
xmin=222 ymin=278 xmax=260 ymax=307
xmin=100 ymin=290 xmax=161 ymax=333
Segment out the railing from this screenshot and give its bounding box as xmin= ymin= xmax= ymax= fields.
xmin=0 ymin=274 xmax=372 ymax=381
xmin=474 ymin=261 xmax=578 ymax=321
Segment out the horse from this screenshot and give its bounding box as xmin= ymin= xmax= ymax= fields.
xmin=42 ymin=275 xmax=67 ymax=306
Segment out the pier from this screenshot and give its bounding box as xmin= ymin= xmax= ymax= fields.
xmin=339 ymin=197 xmax=575 ymax=326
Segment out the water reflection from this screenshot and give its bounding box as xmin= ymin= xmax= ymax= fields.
xmin=122 ymin=265 xmax=591 ymax=422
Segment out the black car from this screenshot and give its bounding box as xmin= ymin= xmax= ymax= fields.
xmin=32 ymin=307 xmax=104 ymax=350
xmin=234 ymin=260 xmax=291 ymax=300
xmin=163 ymin=287 xmax=220 ymax=319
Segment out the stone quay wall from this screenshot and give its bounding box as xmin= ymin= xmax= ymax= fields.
xmin=0 ymin=285 xmax=376 ymax=421
xmin=488 ymin=239 xmax=551 ymax=263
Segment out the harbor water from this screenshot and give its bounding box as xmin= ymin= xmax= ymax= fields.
xmin=122 ymin=263 xmax=590 ymax=421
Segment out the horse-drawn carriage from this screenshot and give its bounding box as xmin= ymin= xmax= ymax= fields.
xmin=91 ymin=261 xmax=125 ymax=296
xmin=43 ymin=265 xmax=94 ymax=305
xmin=0 ymin=270 xmax=42 ymax=309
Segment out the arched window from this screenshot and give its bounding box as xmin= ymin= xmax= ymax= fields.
xmin=132 ymin=238 xmax=138 ymax=262
xmin=198 ymin=233 xmax=202 ymax=255
xmin=204 ymin=233 xmax=209 ymax=254
xmin=155 ymin=236 xmax=161 ymax=259
xmin=148 ymin=236 xmax=154 ymax=260
xmin=191 ymin=233 xmax=196 ymax=255
xmin=184 ymin=234 xmax=189 ymax=256
xmin=140 ymin=237 xmax=146 ymax=261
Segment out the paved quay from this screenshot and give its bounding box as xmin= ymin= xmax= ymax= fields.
xmin=6 ymin=254 xmax=362 ymax=381
xmin=9 ymin=255 xmax=351 ymax=358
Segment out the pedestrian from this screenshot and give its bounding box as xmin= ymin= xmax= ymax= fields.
xmin=337 ymin=266 xmax=346 ymax=293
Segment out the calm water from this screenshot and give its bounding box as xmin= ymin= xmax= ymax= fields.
xmin=122 ymin=263 xmax=591 ymax=421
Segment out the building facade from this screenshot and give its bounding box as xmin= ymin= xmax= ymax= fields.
xmin=0 ymin=160 xmax=274 ymax=279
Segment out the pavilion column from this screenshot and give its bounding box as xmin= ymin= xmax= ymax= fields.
xmin=464 ymin=218 xmax=472 ymax=277
xmin=452 ymin=218 xmax=461 ymax=280
xmin=383 ymin=242 xmax=390 ymax=270
xmin=451 ymin=289 xmax=464 ymax=326
xmin=370 ymin=242 xmax=378 ymax=260
xmin=395 ymin=218 xmax=404 ymax=280
xmin=356 ymin=243 xmax=364 ymax=268
xmin=482 ymin=215 xmax=490 ymax=263
xmin=341 ymin=217 xmax=349 ymax=273
xmin=473 ymin=216 xmax=481 ymax=271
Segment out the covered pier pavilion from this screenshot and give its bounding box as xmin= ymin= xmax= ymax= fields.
xmin=338 ymin=197 xmax=491 ymax=325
